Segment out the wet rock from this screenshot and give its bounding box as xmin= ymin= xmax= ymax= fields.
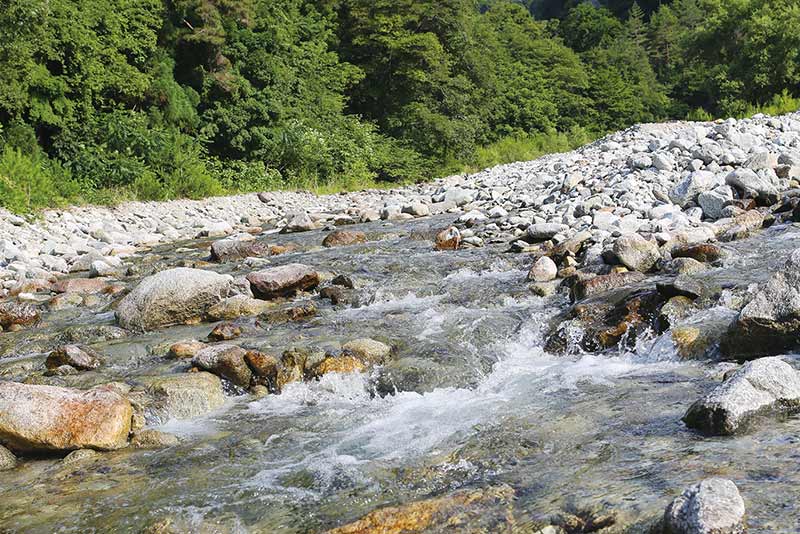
xmin=260 ymin=301 xmax=317 ymax=323
xmin=52 ymin=278 xmax=111 ymax=295
xmin=0 ymin=443 xmax=17 ymax=470
xmin=613 ymin=234 xmax=661 ymax=272
xmin=325 ymin=484 xmax=516 ymax=534
xmin=671 ymin=244 xmax=723 ymax=263
xmin=657 ymin=276 xmax=713 ymax=300
xmin=722 ymin=249 xmax=800 ymax=358
xmin=663 ymin=478 xmax=746 ymax=534
xmin=670 ymin=326 xmax=713 ymax=359
xmin=0 ymin=301 xmax=40 ymax=330
xmin=192 ymin=345 xmax=251 ymax=388
xmin=0 ymin=382 xmax=132 ymax=452
xmin=311 ymin=354 xmax=368 ymax=377
xmin=717 ymin=210 xmax=765 ymax=242
xmin=683 ymin=357 xmax=800 ymax=435
xmin=277 ymin=346 xmax=327 ymax=387
xmin=320 ymin=285 xmax=348 ymax=305
xmin=167 ymin=341 xmax=208 ymax=359
xmin=244 ymin=351 xmax=279 ymax=390
xmin=48 ymin=292 xmax=84 ymax=311
xmin=571 ymin=271 xmax=646 ymax=301
xmin=342 ymin=338 xmax=392 ymax=364
xmin=116 ymin=268 xmax=233 ymax=331
xmin=435 ymin=227 xmax=461 ymax=251
xmin=208 ymin=322 xmax=243 ymax=341
xmin=45 ymin=345 xmax=104 ymax=371
xmin=210 ymin=238 xmax=271 ymax=262
xmin=665 ymin=257 xmax=708 ymax=275
xmin=530 ymin=281 xmax=559 ymax=297
xmin=658 ymin=296 xmax=694 ymax=330
xmin=206 ymin=295 xmax=270 ymax=321
xmin=528 ymin=256 xmax=557 ymax=282
xmin=130 ymin=429 xmax=180 ymax=449
xmin=142 ymin=372 xmax=226 ymax=421
xmin=331 ymin=274 xmax=355 ymax=289
xmin=247 ymin=263 xmax=320 ymax=299
xmin=322 ymin=230 xmax=367 ymax=248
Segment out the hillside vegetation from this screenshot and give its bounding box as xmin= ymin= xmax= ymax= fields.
xmin=0 ymin=0 xmax=798 ymax=212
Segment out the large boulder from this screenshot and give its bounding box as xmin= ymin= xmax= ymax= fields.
xmin=0 ymin=382 xmax=132 ymax=452
xmin=116 ymin=268 xmax=232 ymax=331
xmin=725 ymin=168 xmax=778 ymax=203
xmin=246 ymin=264 xmax=320 ymax=299
xmin=721 ymin=250 xmax=800 ymax=358
xmin=663 ymin=478 xmax=746 ymax=534
xmin=683 ymin=357 xmax=800 ymax=435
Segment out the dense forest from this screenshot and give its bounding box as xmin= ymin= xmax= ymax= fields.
xmin=0 ymin=0 xmax=798 ymax=211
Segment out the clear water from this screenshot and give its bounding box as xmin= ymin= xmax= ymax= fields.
xmin=1 ymin=216 xmax=800 ymax=532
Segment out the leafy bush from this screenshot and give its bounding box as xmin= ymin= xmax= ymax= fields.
xmin=0 ymin=147 xmax=79 ymax=213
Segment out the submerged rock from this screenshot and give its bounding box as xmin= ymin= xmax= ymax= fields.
xmin=571 ymin=271 xmax=646 ymax=301
xmin=325 ymin=484 xmax=516 ymax=534
xmin=247 ymin=263 xmax=320 ymax=299
xmin=683 ymin=357 xmax=800 ymax=435
xmin=0 ymin=382 xmax=132 ymax=452
xmin=130 ymin=429 xmax=180 ymax=449
xmin=663 ymin=478 xmax=746 ymax=534
xmin=206 ymin=295 xmax=270 ymax=321
xmin=342 ymin=338 xmax=392 ymax=364
xmin=722 ymin=249 xmax=800 ymax=358
xmin=116 ymin=268 xmax=233 ymax=331
xmin=142 ymin=372 xmax=226 ymax=421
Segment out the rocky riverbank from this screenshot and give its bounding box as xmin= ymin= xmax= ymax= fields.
xmin=2 ymin=112 xmax=800 ymax=532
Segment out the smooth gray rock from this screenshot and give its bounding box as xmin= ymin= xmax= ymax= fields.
xmin=725 ymin=168 xmax=778 ymax=201
xmin=683 ymin=357 xmax=800 ymax=435
xmin=116 ymin=268 xmax=233 ymax=331
xmin=663 ymin=478 xmax=745 ymax=534
xmin=669 ymin=171 xmax=720 ymax=207
xmin=527 ymin=223 xmax=566 ymax=241
xmin=528 ymin=256 xmax=557 ymax=282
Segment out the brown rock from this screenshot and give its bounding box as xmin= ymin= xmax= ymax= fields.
xmin=325 ymin=485 xmax=516 ymax=534
xmin=312 ymin=355 xmax=367 ymax=377
xmin=672 ymin=243 xmax=723 ymax=263
xmin=434 ymin=227 xmax=461 ymax=251
xmin=192 ymin=345 xmax=252 ymax=388
xmin=322 ymin=230 xmax=367 ymax=248
xmin=208 ymin=322 xmax=243 ymax=341
xmin=247 ymin=264 xmax=320 ymax=299
xmin=52 ymin=278 xmax=111 ymax=295
xmin=0 ymin=382 xmax=132 ymax=452
xmin=167 ymin=341 xmax=208 ymax=359
xmin=244 ymin=351 xmax=280 ymax=390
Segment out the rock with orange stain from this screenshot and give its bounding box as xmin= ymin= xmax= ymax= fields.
xmin=325 ymin=485 xmax=516 ymax=534
xmin=0 ymin=382 xmax=132 ymax=453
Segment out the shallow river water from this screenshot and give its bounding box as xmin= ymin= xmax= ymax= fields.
xmin=1 ymin=215 xmax=799 ymax=533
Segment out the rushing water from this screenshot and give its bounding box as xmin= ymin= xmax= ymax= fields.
xmin=1 ymin=215 xmax=800 ymax=532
